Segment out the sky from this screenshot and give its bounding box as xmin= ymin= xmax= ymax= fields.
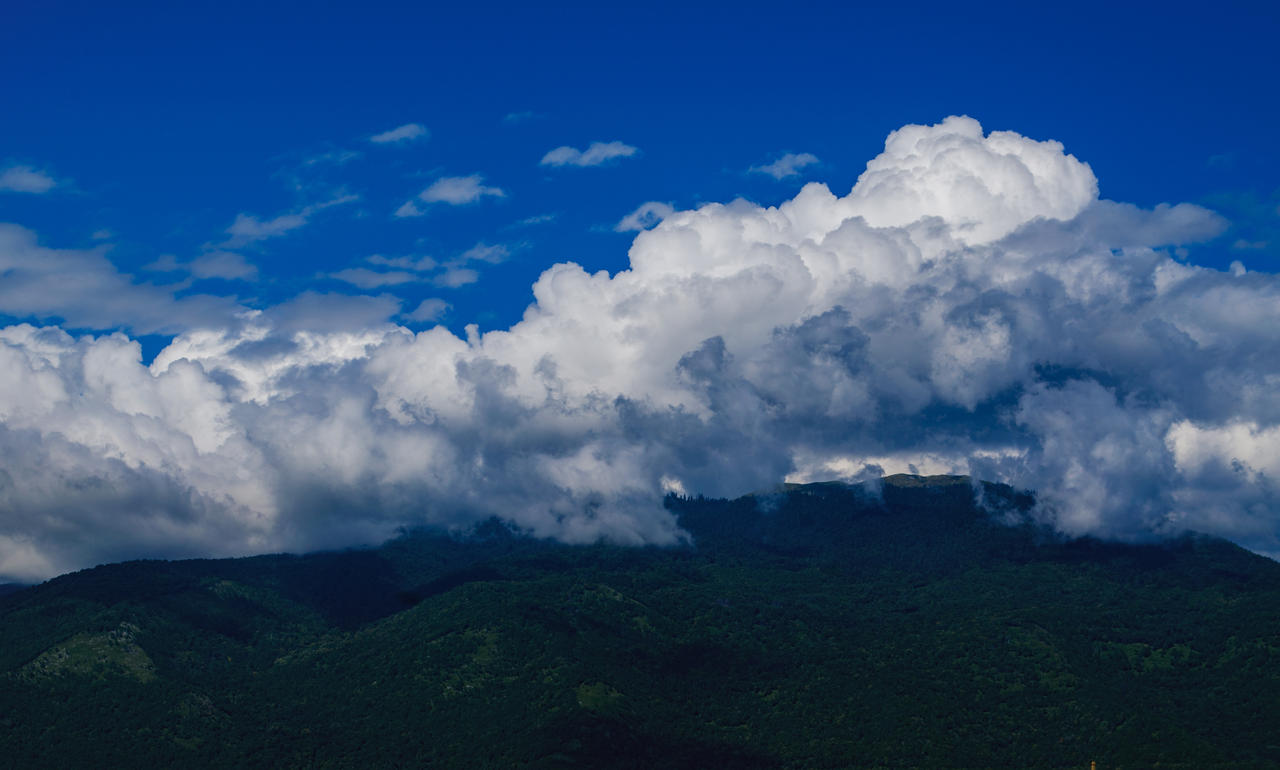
xmin=1 ymin=0 xmax=1279 ymax=580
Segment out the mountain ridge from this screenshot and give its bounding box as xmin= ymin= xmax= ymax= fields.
xmin=2 ymin=475 xmax=1278 ymax=768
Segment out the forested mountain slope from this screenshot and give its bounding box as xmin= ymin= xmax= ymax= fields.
xmin=2 ymin=476 xmax=1278 ymax=769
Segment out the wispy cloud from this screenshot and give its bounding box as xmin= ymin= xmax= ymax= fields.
xmin=514 ymin=213 xmax=557 ymax=227
xmin=226 ymin=212 xmax=309 ymax=243
xmin=370 ymin=123 xmax=429 ymax=144
xmin=433 ymin=267 xmax=479 ymax=288
xmin=0 ymin=164 xmax=57 ymax=194
xmin=503 ymin=111 xmax=540 ymax=124
xmin=457 ymin=242 xmax=509 ymax=265
xmin=616 ymin=201 xmax=674 ymax=232
xmin=366 ymin=254 xmax=437 ymax=271
xmin=404 ymin=298 xmax=450 ymax=322
xmin=147 ymin=250 xmax=259 ymax=281
xmin=397 ymin=175 xmax=505 ymax=215
xmin=222 ymin=194 xmax=358 ymax=247
xmin=540 ymin=141 xmax=638 ymax=168
xmin=328 ymin=267 xmax=420 ymax=289
xmin=750 ymin=152 xmax=820 ymax=179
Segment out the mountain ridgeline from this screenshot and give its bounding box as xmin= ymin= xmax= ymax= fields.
xmin=2 ymin=475 xmax=1279 ymax=769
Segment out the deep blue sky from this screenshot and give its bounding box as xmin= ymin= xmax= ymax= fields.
xmin=2 ymin=0 xmax=1277 ymax=353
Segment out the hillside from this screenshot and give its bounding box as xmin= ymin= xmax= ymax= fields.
xmin=2 ymin=476 xmax=1279 ymax=769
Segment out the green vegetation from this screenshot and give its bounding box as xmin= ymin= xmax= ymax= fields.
xmin=2 ymin=476 xmax=1279 ymax=768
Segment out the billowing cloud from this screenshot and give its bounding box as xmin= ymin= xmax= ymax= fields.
xmin=6 ymin=115 xmax=1280 ymax=584
xmin=370 ymin=123 xmax=428 ymax=144
xmin=541 ymin=141 xmax=638 ymax=168
xmin=0 ymin=165 xmax=57 ymax=194
xmin=616 ymin=201 xmax=675 ymax=232
xmin=750 ymin=152 xmax=819 ymax=179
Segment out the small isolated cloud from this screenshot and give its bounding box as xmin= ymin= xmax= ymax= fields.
xmin=223 ymin=195 xmax=357 ymax=247
xmin=367 ymin=254 xmax=437 ymax=271
xmin=515 ymin=213 xmax=556 ymax=227
xmin=90 ymin=229 xmax=113 ymax=241
xmin=226 ymin=212 xmax=307 ymax=243
xmin=410 ymin=174 xmax=506 ymax=207
xmin=188 ymin=251 xmax=258 ymax=281
xmin=616 ymin=201 xmax=675 ymax=232
xmin=303 ymin=149 xmax=361 ymax=167
xmin=1233 ymin=239 xmax=1269 ymax=250
xmin=458 ymin=242 xmax=509 ymax=265
xmin=329 ymin=268 xmax=419 ymax=289
xmin=540 ymin=141 xmax=638 ymax=168
xmin=0 ymin=165 xmax=57 ymax=194
xmin=146 ymin=250 xmax=258 ymax=281
xmin=370 ymin=123 xmax=429 ymax=144
xmin=433 ymin=267 xmax=479 ymax=288
xmin=1207 ymin=152 xmax=1236 ymax=170
xmin=503 ymin=111 xmax=539 ymax=124
xmin=394 ymin=200 xmax=423 ymax=218
xmin=750 ymin=152 xmax=820 ymax=180
xmin=404 ymin=298 xmax=450 ymax=323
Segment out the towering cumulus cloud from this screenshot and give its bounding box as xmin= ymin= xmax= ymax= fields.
xmin=2 ymin=116 xmax=1277 ymax=580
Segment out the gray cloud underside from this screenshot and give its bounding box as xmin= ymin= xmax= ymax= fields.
xmin=1 ymin=116 xmax=1277 ymax=581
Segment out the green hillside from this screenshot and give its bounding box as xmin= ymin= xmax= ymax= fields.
xmin=2 ymin=476 xmax=1279 ymax=769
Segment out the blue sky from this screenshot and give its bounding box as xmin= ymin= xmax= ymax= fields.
xmin=2 ymin=0 xmax=1280 ymax=579
xmin=3 ymin=0 xmax=1277 ymax=351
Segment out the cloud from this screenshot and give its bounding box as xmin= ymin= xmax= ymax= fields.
xmin=370 ymin=123 xmax=429 ymax=144
xmin=366 ymin=254 xmax=437 ymax=271
xmin=540 ymin=141 xmax=638 ymax=167
xmin=457 ymin=242 xmax=509 ymax=265
xmin=408 ymin=174 xmax=506 ymax=208
xmin=0 ymin=224 xmax=241 ymax=334
xmin=432 ymin=267 xmax=479 ymax=288
xmin=404 ymin=298 xmax=450 ymax=323
xmin=147 ymin=251 xmax=257 ymax=282
xmin=0 ymin=165 xmax=57 ymax=194
xmin=222 ymin=194 xmax=357 ymax=247
xmin=226 ymin=212 xmax=308 ymax=243
xmin=329 ymin=268 xmax=420 ymax=289
xmin=750 ymin=152 xmax=820 ymax=179
xmin=616 ymin=201 xmax=675 ymax=232
xmin=9 ymin=116 xmax=1280 ymax=584
xmin=394 ymin=200 xmax=423 ymax=218
xmin=503 ymin=111 xmax=540 ymax=124
xmin=515 ymin=213 xmax=557 ymax=226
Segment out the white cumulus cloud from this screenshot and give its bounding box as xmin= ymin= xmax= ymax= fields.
xmin=6 ymin=116 xmax=1280 ymax=584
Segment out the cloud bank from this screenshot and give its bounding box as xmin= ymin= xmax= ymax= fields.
xmin=3 ymin=115 xmax=1278 ymax=582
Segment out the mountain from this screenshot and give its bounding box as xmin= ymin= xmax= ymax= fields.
xmin=2 ymin=476 xmax=1279 ymax=769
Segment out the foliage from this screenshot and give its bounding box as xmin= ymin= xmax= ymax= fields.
xmin=2 ymin=476 xmax=1279 ymax=768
